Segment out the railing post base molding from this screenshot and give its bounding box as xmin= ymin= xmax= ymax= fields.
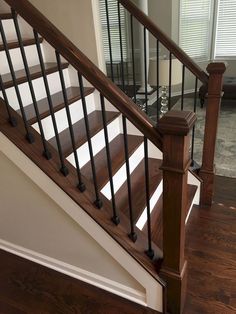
xmin=160 ymin=261 xmax=188 ymax=314
xmin=157 ymin=110 xmax=196 ymax=314
xmin=199 ymin=62 xmax=226 ymax=206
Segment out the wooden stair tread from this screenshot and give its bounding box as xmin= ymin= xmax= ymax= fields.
xmin=0 ymin=37 xmax=43 ymax=51
xmin=17 ymin=86 xmax=95 ymax=125
xmin=144 ymin=184 xmax=198 ymax=249
xmin=2 ymin=62 xmax=69 ymax=89
xmin=0 ymin=13 xmax=12 ymax=20
xmin=81 ymin=134 xmax=143 ymax=189
xmin=48 ymin=110 xmax=120 ymax=157
xmin=116 ymin=158 xmax=163 ymax=223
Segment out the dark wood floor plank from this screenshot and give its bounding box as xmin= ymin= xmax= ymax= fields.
xmin=0 ymin=250 xmax=160 ymax=314
xmin=115 ymin=158 xmax=163 ymax=223
xmin=184 ymin=176 xmax=236 ymax=314
xmin=0 ymin=37 xmax=43 ymax=51
xmin=81 ymin=134 xmax=143 ymax=189
xmin=2 ymin=62 xmax=69 ymax=89
xmin=214 ymin=175 xmax=236 ymax=204
xmin=17 ymin=86 xmax=95 ymax=125
xmin=48 ymin=110 xmax=120 ymax=157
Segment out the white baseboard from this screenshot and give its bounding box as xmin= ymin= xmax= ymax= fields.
xmin=0 ymin=239 xmax=146 ymax=307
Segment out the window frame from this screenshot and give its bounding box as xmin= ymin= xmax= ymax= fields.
xmin=99 ymin=0 xmax=129 ymax=63
xmin=178 ymin=0 xmax=215 ymax=62
xmin=213 ymin=0 xmax=236 ymax=60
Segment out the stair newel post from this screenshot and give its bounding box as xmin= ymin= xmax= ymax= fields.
xmin=199 ymin=62 xmax=226 ymax=206
xmin=157 ymin=110 xmax=196 ymax=314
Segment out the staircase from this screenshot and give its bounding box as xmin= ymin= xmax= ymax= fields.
xmin=0 ymin=0 xmax=225 ymax=313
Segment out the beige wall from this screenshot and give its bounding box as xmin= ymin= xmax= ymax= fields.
xmin=0 ymin=151 xmax=144 ymax=292
xmin=28 ymin=0 xmax=99 ymax=66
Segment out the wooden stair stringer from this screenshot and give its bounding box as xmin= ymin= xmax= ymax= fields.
xmin=0 ymin=100 xmax=166 ymax=290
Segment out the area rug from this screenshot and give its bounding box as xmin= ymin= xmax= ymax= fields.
xmin=148 ymin=98 xmax=236 ymax=178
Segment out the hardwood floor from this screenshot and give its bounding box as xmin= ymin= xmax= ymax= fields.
xmin=0 ymin=250 xmax=158 ymax=314
xmin=184 ymin=175 xmax=236 ymax=314
xmin=0 ymin=175 xmax=235 ymax=313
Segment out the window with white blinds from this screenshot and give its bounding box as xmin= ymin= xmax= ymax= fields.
xmin=179 ymin=0 xmax=213 ymax=60
xmin=215 ymin=0 xmax=236 ymax=58
xmin=99 ymin=0 xmax=128 ymax=62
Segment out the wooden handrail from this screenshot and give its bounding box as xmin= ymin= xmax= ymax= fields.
xmin=3 ymin=0 xmax=162 ymax=150
xmin=119 ymin=0 xmax=209 ymax=85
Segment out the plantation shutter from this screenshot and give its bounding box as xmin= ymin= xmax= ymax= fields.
xmin=100 ymin=0 xmax=128 ymax=62
xmin=215 ymin=0 xmax=236 ymax=57
xmin=179 ymin=0 xmax=212 ymax=60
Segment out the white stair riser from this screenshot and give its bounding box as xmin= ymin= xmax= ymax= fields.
xmin=101 ymin=142 xmax=144 ymax=199
xmin=1 ymin=19 xmax=16 ymax=41
xmin=1 ymin=17 xmax=34 ymax=42
xmin=32 ymin=93 xmax=96 ymax=140
xmin=1 ymin=69 xmax=70 ymax=109
xmin=0 ymin=44 xmax=43 ymax=75
xmin=136 ymin=180 xmax=163 ymax=230
xmin=92 ymin=90 xmax=118 ymax=112
xmin=67 ymin=116 xmax=121 ymax=168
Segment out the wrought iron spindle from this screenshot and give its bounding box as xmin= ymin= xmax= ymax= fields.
xmin=12 ymin=9 xmax=51 ymax=159
xmin=78 ymin=72 xmax=102 ymax=209
xmin=143 ymin=27 xmax=148 ymax=113
xmin=33 ymin=30 xmax=68 ymax=176
xmin=144 ymin=27 xmax=153 ymax=258
xmin=168 ymin=52 xmax=172 ymax=110
xmin=0 ymin=19 xmax=34 ymax=142
xmin=156 ymin=40 xmax=160 ymax=122
xmin=100 ymin=94 xmax=120 ymax=225
xmin=130 ymin=14 xmax=136 ymax=103
xmin=181 ymin=64 xmax=185 ymax=111
xmin=122 ymin=115 xmax=137 ymax=242
xmin=118 ymin=1 xmax=125 ymax=91
xmin=118 ymin=2 xmax=136 ymax=240
xmin=191 ymin=77 xmax=198 ymax=162
xmin=105 ymin=0 xmax=114 ymax=82
xmin=0 ymin=74 xmax=17 ymax=126
xmin=55 ymin=51 xmax=85 ymax=191
xmin=144 ymin=137 xmax=154 ymax=258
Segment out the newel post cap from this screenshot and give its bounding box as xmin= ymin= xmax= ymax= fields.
xmin=207 ymin=62 xmax=226 ymax=75
xmin=157 ymin=110 xmax=197 ymax=136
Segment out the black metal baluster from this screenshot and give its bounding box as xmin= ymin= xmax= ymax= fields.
xmin=144 ymin=27 xmax=154 ymax=258
xmin=144 ymin=137 xmax=154 ymax=259
xmin=100 ymin=94 xmax=120 ymax=225
xmin=0 ymin=74 xmax=17 ymax=126
xmin=181 ymin=64 xmax=185 ymax=111
xmin=118 ymin=2 xmax=136 ymax=240
xmin=118 ymin=1 xmax=125 ymax=92
xmin=105 ymin=0 xmax=114 ymax=82
xmin=168 ymin=52 xmax=172 ymax=110
xmin=143 ymin=27 xmax=148 ymax=114
xmin=33 ymin=30 xmax=68 ymax=176
xmin=55 ymin=51 xmax=85 ymax=191
xmin=0 ymin=19 xmax=34 ymax=142
xmin=122 ymin=115 xmax=137 ymax=242
xmin=130 ymin=14 xmax=136 ymax=103
xmin=119 ymin=2 xmax=135 ymax=234
xmin=78 ymin=72 xmax=102 ymax=209
xmin=191 ymin=77 xmax=198 ymax=162
xmin=12 ymin=9 xmax=51 ymax=159
xmin=156 ymin=40 xmax=160 ymax=122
